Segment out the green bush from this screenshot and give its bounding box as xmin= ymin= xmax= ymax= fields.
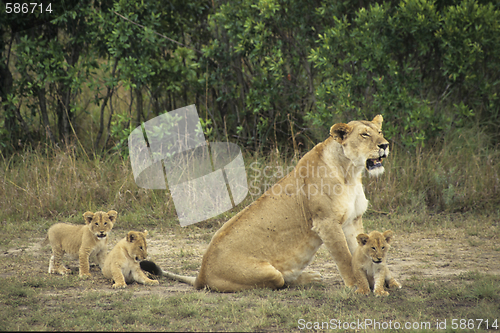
xmin=309 ymin=0 xmax=500 ymax=147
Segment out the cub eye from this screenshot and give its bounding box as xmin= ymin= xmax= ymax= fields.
xmin=95 ymin=222 xmax=99 ymax=226
xmin=139 ymin=246 xmax=143 ymax=250
xmin=371 ymin=247 xmax=376 ymax=250
xmin=381 ymin=246 xmax=385 ymax=250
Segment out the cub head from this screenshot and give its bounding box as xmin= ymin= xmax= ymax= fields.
xmin=83 ymin=210 xmax=117 ymax=240
xmin=125 ymin=230 xmax=149 ymax=262
xmin=356 ymin=230 xmax=393 ymax=264
xmin=330 ymin=115 xmax=389 ymax=177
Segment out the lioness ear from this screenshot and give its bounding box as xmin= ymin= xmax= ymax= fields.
xmin=107 ymin=210 xmax=118 ymax=223
xmin=330 ymin=123 xmax=353 ymax=143
xmin=383 ymin=230 xmax=394 ymax=243
xmin=372 ymin=114 xmax=383 ymax=130
xmin=127 ymin=231 xmax=137 ymax=243
xmin=83 ymin=212 xmax=94 ymax=224
xmin=356 ymin=233 xmax=369 ymax=246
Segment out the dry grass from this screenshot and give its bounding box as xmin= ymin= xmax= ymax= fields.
xmin=0 ymin=126 xmax=498 ymax=235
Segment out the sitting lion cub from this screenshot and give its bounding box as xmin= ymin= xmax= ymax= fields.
xmin=352 ymin=230 xmax=401 ymax=296
xmin=44 ymin=210 xmax=117 ymax=277
xmin=102 ymin=230 xmax=159 ymax=289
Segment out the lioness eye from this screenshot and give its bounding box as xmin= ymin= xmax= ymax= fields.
xmin=104 ymin=222 xmax=107 ymax=225
xmin=361 ymin=133 xmax=370 ymax=138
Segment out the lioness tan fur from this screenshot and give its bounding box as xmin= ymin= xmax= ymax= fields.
xmin=157 ymin=115 xmax=389 ymax=292
xmin=102 ymin=230 xmax=159 ymax=289
xmin=352 ymin=230 xmax=401 ymax=296
xmin=44 ymin=210 xmax=117 ymax=277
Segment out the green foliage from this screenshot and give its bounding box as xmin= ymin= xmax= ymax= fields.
xmin=310 ymin=0 xmax=500 ymax=147
xmin=203 ymin=0 xmax=323 ymax=150
xmin=2 ymin=0 xmax=500 ymax=154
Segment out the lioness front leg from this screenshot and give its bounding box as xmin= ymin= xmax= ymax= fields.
xmin=343 ymin=216 xmax=364 ymax=255
xmin=312 ymin=219 xmax=356 ymax=287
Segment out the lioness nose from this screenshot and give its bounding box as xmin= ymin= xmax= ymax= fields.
xmin=378 ymin=143 xmax=388 ymax=150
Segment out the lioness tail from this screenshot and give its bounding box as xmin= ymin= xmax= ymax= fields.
xmin=140 ymin=260 xmax=196 ymax=286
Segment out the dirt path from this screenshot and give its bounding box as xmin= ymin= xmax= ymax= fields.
xmin=2 ymin=225 xmax=499 ymax=294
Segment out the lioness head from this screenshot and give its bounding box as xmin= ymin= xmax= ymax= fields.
xmin=126 ymin=230 xmax=149 ymax=262
xmin=83 ymin=210 xmax=117 ymax=240
xmin=356 ymin=230 xmax=393 ymax=264
xmin=330 ymin=115 xmax=389 ymax=177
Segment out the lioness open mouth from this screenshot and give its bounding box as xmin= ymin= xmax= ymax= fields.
xmin=366 ymin=158 xmax=383 ymax=170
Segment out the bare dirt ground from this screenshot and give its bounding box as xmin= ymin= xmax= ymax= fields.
xmin=1 ymin=222 xmax=499 ymax=295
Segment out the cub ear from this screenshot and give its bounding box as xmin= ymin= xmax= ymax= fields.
xmin=143 ymin=230 xmax=148 ymax=237
xmin=127 ymin=231 xmax=137 ymax=243
xmin=83 ymin=212 xmax=94 ymax=224
xmin=383 ymin=230 xmax=394 ymax=243
xmin=356 ymin=233 xmax=369 ymax=246
xmin=372 ymin=114 xmax=384 ymax=130
xmin=107 ymin=210 xmax=118 ymax=223
xmin=330 ymin=123 xmax=353 ymax=143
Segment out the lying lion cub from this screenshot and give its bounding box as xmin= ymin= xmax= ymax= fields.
xmin=44 ymin=210 xmax=117 ymax=277
xmin=352 ymin=230 xmax=401 ymax=296
xmin=102 ymin=230 xmax=159 ymax=289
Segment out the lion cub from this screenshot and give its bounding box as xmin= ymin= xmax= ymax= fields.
xmin=352 ymin=230 xmax=401 ymax=296
xmin=102 ymin=230 xmax=159 ymax=289
xmin=44 ymin=210 xmax=117 ymax=277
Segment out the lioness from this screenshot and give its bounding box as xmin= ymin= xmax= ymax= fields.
xmin=148 ymin=115 xmax=389 ymax=292
xmin=352 ymin=230 xmax=401 ymax=296
xmin=102 ymin=230 xmax=159 ymax=289
xmin=44 ymin=210 xmax=117 ymax=277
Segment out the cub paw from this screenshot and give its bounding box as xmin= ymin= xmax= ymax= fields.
xmin=54 ymin=268 xmax=71 ymax=275
xmin=355 ymin=288 xmax=370 ymax=295
xmin=388 ymin=279 xmax=402 ymax=290
xmin=374 ymin=289 xmax=389 ymax=297
xmin=112 ymin=283 xmax=127 ymax=289
xmin=145 ymin=279 xmax=160 ymax=286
